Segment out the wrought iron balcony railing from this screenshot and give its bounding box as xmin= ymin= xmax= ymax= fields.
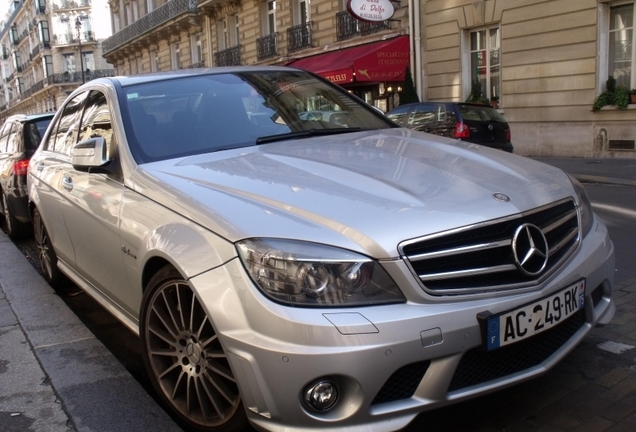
xmin=287 ymin=22 xmax=312 ymax=53
xmin=54 ymin=33 xmax=77 ymax=45
xmin=103 ymin=0 xmax=198 ymax=55
xmin=47 ymin=68 xmax=115 ymax=84
xmin=215 ymin=45 xmax=240 ymax=66
xmin=256 ymin=33 xmax=277 ymax=61
xmin=31 ymin=44 xmax=41 ymax=59
xmin=52 ymin=0 xmax=91 ymax=10
xmin=188 ymin=60 xmax=205 ymax=68
xmin=335 ymin=11 xmax=390 ymax=41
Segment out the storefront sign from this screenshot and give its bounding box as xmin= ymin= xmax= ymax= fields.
xmin=347 ymin=0 xmax=395 ymax=23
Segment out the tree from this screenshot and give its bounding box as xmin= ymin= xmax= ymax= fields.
xmin=399 ymin=67 xmax=419 ymax=105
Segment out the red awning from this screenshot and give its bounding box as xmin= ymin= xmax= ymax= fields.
xmin=287 ymin=35 xmax=410 ymax=84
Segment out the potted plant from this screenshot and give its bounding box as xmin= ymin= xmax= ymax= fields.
xmin=466 ymin=79 xmax=490 ymax=105
xmin=490 ymin=96 xmax=500 ymax=109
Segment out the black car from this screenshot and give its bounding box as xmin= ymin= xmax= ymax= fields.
xmin=0 ymin=113 xmax=54 ymax=238
xmin=386 ymin=102 xmax=513 ymax=152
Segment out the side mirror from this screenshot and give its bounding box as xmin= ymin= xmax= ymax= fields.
xmin=71 ymin=137 xmax=112 ymax=172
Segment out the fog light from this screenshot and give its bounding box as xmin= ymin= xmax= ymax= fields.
xmin=303 ymin=379 xmax=339 ymax=411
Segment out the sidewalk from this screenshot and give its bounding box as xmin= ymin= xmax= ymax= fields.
xmin=0 ymin=156 xmax=633 ymax=432
xmin=0 ymin=233 xmax=182 ymax=432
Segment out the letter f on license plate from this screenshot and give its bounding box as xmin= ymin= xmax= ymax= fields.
xmin=485 ymin=280 xmax=585 ymax=351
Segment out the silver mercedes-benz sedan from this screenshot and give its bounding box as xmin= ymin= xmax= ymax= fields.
xmin=27 ymin=67 xmax=615 ymax=432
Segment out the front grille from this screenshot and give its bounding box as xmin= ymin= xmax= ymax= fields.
xmin=400 ymin=199 xmax=579 ymax=295
xmin=448 ymin=310 xmax=585 ymax=392
xmin=371 ymin=361 xmax=431 ymax=405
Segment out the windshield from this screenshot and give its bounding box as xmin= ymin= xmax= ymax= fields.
xmin=121 ymin=70 xmax=393 ymax=163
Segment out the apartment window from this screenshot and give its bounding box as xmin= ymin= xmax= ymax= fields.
xmin=42 ymin=55 xmax=53 ymax=77
xmin=607 ymin=3 xmax=635 ymax=89
xmin=63 ymin=53 xmax=76 ymax=73
xmin=171 ymin=43 xmax=182 ymax=69
xmin=266 ymin=0 xmax=276 ymax=34
xmin=298 ymin=0 xmax=310 ymax=24
xmin=84 ymin=52 xmax=95 ymax=71
xmin=463 ymin=27 xmax=501 ymax=101
xmin=38 ymin=21 xmax=50 ymax=45
xmin=132 ymin=0 xmax=139 ymax=21
xmin=151 ymin=50 xmax=159 ymax=72
xmin=218 ymin=18 xmax=229 ymax=50
xmin=191 ymin=34 xmax=202 ymax=63
xmin=147 ymin=0 xmax=154 ymax=13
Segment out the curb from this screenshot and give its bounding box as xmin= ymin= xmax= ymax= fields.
xmin=573 ymin=174 xmax=636 ymax=187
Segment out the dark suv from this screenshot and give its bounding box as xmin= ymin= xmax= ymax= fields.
xmin=386 ymin=102 xmax=513 ymax=153
xmin=0 ymin=113 xmax=54 ymax=239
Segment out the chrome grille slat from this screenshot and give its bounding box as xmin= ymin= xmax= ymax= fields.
xmin=419 ymin=264 xmax=517 ymax=281
xmin=409 ymin=239 xmax=512 ymax=262
xmin=549 ymin=228 xmax=578 ymax=255
xmin=400 ymin=199 xmax=580 ymax=295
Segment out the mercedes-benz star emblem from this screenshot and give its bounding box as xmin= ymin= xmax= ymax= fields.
xmin=488 ymin=124 xmax=494 ymax=131
xmin=512 ymin=223 xmax=549 ymax=276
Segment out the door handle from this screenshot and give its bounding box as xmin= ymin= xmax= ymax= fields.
xmin=36 ymin=162 xmax=44 ymax=172
xmin=62 ymin=176 xmax=73 ymax=192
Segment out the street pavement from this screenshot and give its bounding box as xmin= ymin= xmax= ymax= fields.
xmin=0 ymin=156 xmax=634 ymax=432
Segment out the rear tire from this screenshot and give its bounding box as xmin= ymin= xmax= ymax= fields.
xmin=32 ymin=207 xmax=64 ymax=289
xmin=140 ymin=266 xmax=250 ymax=432
xmin=1 ymin=193 xmax=30 ymax=240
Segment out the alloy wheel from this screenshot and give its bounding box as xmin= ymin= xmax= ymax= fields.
xmin=142 ymin=273 xmax=244 ymax=430
xmin=32 ymin=208 xmax=60 ymax=286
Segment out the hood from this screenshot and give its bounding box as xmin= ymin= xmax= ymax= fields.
xmin=132 ymin=129 xmax=575 ymax=258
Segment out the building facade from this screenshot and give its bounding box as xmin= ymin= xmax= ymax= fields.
xmin=102 ymin=0 xmax=412 ymax=112
xmin=422 ymin=0 xmax=636 ymax=158
xmin=0 ymin=0 xmax=115 ymax=119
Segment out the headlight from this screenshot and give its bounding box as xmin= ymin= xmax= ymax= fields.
xmin=568 ymin=175 xmax=594 ymax=237
xmin=236 ymin=238 xmax=405 ymax=307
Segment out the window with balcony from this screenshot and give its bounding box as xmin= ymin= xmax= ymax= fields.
xmin=288 ymin=0 xmax=311 ymax=52
xmin=42 ymin=55 xmax=53 ymax=77
xmin=84 ymin=51 xmax=95 ymax=71
xmin=462 ymin=26 xmax=501 ymax=101
xmin=257 ymin=0 xmax=277 ymax=60
xmin=63 ymin=53 xmax=76 ymax=73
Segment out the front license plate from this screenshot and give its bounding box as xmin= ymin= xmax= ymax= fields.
xmin=485 ymin=280 xmax=585 ymax=351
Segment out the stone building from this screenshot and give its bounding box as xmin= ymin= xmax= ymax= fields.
xmin=422 ymin=0 xmax=636 ymax=158
xmin=0 ymin=0 xmax=114 ymax=119
xmin=102 ymin=0 xmax=412 ymax=112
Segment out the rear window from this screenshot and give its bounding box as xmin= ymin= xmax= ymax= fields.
xmin=458 ymin=105 xmax=507 ymax=123
xmin=24 ymin=117 xmax=53 ymax=154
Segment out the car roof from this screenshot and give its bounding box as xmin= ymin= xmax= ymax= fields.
xmin=3 ymin=112 xmax=55 ymax=124
xmin=94 ymin=65 xmax=308 ymax=88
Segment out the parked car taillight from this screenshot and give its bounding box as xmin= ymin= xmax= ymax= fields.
xmin=506 ymin=127 xmax=511 ymax=141
xmin=454 ymin=122 xmax=470 ymax=139
xmin=13 ymin=159 xmax=29 ymax=176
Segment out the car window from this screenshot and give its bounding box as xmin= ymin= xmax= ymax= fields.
xmin=0 ymin=122 xmax=14 ymax=153
xmin=386 ymin=105 xmax=410 ymax=125
xmin=6 ymin=123 xmax=20 ymax=153
xmin=458 ymin=105 xmax=507 ymax=122
xmin=409 ymin=104 xmax=438 ymax=127
xmin=50 ymin=92 xmax=88 ymax=155
xmin=122 ymin=70 xmax=394 ymax=163
xmin=23 ymin=118 xmax=53 ymax=155
xmin=79 ymin=91 xmax=113 ymax=149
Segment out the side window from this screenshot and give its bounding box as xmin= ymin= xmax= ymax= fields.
xmin=0 ymin=123 xmax=14 ymax=152
xmin=79 ymin=91 xmax=113 ymax=149
xmin=6 ymin=123 xmax=20 ymax=153
xmin=409 ymin=104 xmax=437 ymax=128
xmin=385 ymin=105 xmax=410 ymax=125
xmin=51 ymin=92 xmax=88 ymax=155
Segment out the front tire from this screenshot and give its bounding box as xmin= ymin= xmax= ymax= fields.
xmin=140 ymin=266 xmax=249 ymax=432
xmin=32 ymin=207 xmax=63 ymax=289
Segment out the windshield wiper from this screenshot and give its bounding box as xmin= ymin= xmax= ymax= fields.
xmin=256 ymin=128 xmax=363 ymax=144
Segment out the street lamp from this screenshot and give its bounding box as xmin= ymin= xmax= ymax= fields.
xmin=75 ymin=17 xmax=85 ymax=84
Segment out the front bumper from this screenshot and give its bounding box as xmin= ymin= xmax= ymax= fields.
xmin=191 ymin=216 xmax=614 ymax=431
